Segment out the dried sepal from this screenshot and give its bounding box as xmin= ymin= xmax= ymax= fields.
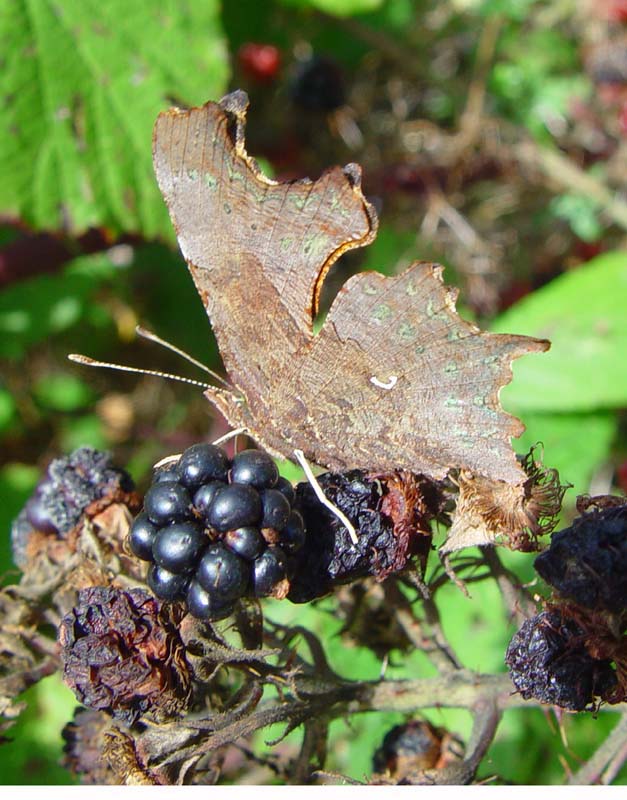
xmin=61 ymin=708 xmax=120 ymax=785
xmin=441 ymin=447 xmax=568 ymax=553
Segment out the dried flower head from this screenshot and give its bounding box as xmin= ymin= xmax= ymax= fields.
xmin=442 ymin=447 xmax=568 ymax=553
xmin=59 ymin=586 xmax=192 ymax=724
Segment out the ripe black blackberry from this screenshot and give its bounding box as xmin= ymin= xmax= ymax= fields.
xmin=130 ymin=444 xmax=305 ymax=621
xmin=505 ymin=609 xmax=618 ymax=711
xmin=534 ymin=502 xmax=627 ymax=614
xmin=11 ymin=447 xmax=136 ymax=569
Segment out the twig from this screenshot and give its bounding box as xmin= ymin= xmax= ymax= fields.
xmin=481 ymin=547 xmax=536 ymax=623
xmin=514 ymin=140 xmax=627 ymax=232
xmin=568 ymin=712 xmax=627 ymax=785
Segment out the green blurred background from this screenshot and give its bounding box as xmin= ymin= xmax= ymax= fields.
xmin=1 ymin=0 xmax=626 ymax=784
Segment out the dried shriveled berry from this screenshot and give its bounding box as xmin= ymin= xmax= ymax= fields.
xmin=534 ymin=502 xmax=627 ymax=614
xmin=505 ymin=610 xmax=617 ymax=711
xmin=372 ymin=720 xmax=461 ymax=781
xmin=59 ymin=586 xmax=192 ymax=724
xmin=289 ymin=470 xmax=438 ymax=603
xmin=11 ymin=447 xmax=136 ymax=569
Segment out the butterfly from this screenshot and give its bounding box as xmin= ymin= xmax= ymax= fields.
xmin=152 ymin=90 xmax=548 ymax=487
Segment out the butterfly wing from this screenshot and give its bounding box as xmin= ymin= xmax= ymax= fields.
xmin=291 ymin=263 xmax=548 ymax=484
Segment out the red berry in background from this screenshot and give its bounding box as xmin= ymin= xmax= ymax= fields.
xmin=620 ymin=101 xmax=627 ymax=134
xmin=616 ymin=460 xmax=627 ymax=493
xmin=238 ymin=43 xmax=281 ymax=84
xmin=603 ymin=0 xmax=627 ymax=22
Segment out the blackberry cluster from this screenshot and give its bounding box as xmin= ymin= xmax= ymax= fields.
xmin=505 ymin=610 xmax=618 ymax=711
xmin=11 ymin=447 xmax=135 ymax=568
xmin=130 ymin=444 xmax=305 ymax=621
xmin=534 ymin=504 xmax=627 ymax=614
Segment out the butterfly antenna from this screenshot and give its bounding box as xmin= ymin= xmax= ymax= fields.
xmin=135 ymin=325 xmax=233 ymax=390
xmin=68 ymin=354 xmax=212 ymax=390
xmin=293 ymin=448 xmax=358 ymax=545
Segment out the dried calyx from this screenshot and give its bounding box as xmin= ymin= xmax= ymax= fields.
xmin=442 ymin=446 xmax=568 ymax=554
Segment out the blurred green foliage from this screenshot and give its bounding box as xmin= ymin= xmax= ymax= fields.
xmin=1 ymin=0 xmax=625 ymax=787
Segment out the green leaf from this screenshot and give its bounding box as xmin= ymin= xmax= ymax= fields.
xmin=0 ymin=253 xmax=117 ymax=359
xmin=33 ymin=373 xmax=95 ymax=411
xmin=515 ymin=411 xmax=618 ymax=497
xmin=0 ymin=0 xmax=229 ymax=236
xmin=493 ymin=252 xmax=627 ymax=411
xmin=278 ymin=0 xmax=384 ymax=16
xmin=0 ymin=387 xmax=17 ymax=432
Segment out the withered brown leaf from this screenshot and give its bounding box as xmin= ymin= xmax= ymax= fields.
xmin=152 ymin=90 xmax=548 ymax=485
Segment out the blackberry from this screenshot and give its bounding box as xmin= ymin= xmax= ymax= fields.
xmin=187 ymin=580 xmax=235 ymax=622
xmin=534 ymin=503 xmax=627 ymax=614
xmin=260 ymin=488 xmax=291 ymax=530
xmin=505 ymin=610 xmax=617 ymax=711
xmin=224 ymin=526 xmax=266 ymax=560
xmin=252 ymin=546 xmax=288 ymax=597
xmin=278 ymin=509 xmax=306 ymax=553
xmin=152 ymin=466 xmax=180 ymax=484
xmin=275 ymin=476 xmax=296 ymax=505
xmin=148 ymin=563 xmax=189 ymax=602
xmin=130 ymin=443 xmax=303 ymax=621
xmin=193 ymin=481 xmax=226 ymax=520
xmin=129 ymin=512 xmax=158 ymax=561
xmin=207 ymin=484 xmax=262 ymax=532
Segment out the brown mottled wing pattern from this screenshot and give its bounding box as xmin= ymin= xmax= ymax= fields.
xmin=292 ymin=264 xmax=547 ymax=484
xmin=153 ymin=91 xmax=376 ymax=399
xmin=153 ymin=90 xmax=549 ymax=486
